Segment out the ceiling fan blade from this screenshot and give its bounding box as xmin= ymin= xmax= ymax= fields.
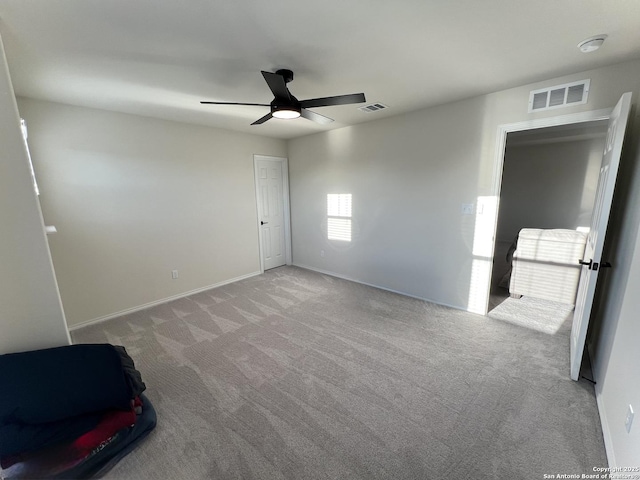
xmin=300 ymin=93 xmax=366 ymax=109
xmin=300 ymin=109 xmax=334 ymax=125
xmin=201 ymin=101 xmax=270 ymax=106
xmin=251 ymin=112 xmax=273 ymax=125
xmin=261 ymin=71 xmax=291 ymax=100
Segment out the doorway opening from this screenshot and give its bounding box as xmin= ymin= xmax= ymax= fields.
xmin=483 ymin=93 xmax=632 ymax=381
xmin=483 ymin=108 xmax=614 ymax=317
xmin=488 ymin=120 xmax=609 ymax=312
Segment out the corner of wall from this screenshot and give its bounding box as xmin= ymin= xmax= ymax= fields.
xmin=0 ymin=32 xmax=70 ymax=354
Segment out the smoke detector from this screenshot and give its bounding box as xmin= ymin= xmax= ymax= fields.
xmin=578 ymin=35 xmax=607 ymax=53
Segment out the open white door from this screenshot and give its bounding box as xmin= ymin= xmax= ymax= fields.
xmin=570 ymin=92 xmax=632 ymax=381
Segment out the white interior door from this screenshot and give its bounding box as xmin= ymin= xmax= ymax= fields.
xmin=570 ymin=92 xmax=632 ymax=381
xmin=255 ymin=156 xmax=288 ymax=271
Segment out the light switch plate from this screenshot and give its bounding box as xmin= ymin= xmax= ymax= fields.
xmin=461 ymin=203 xmax=474 ymax=215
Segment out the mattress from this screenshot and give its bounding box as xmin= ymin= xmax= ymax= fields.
xmin=510 ymin=228 xmax=587 ymax=305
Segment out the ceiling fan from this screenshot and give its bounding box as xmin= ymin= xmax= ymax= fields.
xmin=201 ymin=69 xmax=366 ymax=125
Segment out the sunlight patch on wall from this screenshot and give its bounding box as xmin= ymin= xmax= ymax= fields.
xmin=21 ymin=119 xmax=39 ymax=196
xmin=327 ymin=193 xmax=352 ymax=242
xmin=468 ymin=259 xmax=491 ymax=314
xmin=467 ymin=196 xmax=499 ymax=314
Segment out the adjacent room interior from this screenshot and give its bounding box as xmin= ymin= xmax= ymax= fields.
xmin=489 ymin=120 xmax=608 ymax=311
xmin=2 ymin=1 xmax=640 ymax=477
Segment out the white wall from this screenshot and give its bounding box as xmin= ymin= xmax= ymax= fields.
xmin=289 ymin=96 xmax=486 ymax=308
xmin=17 ymin=98 xmax=287 ymax=327
xmin=497 ymin=137 xmax=605 ymax=242
xmin=0 ymin=35 xmax=70 ymax=354
xmin=595 ymin=216 xmax=640 ymax=466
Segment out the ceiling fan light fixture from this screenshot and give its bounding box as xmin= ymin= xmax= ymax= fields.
xmin=271 ymin=105 xmax=301 ymax=119
xmin=578 ymin=34 xmax=607 ymax=53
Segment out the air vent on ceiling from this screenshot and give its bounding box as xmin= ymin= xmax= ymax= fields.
xmin=359 ymin=103 xmax=388 ymax=113
xmin=528 ymin=79 xmax=590 ymax=113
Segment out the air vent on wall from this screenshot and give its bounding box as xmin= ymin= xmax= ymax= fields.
xmin=359 ymin=103 xmax=388 ymax=113
xmin=528 ymin=79 xmax=590 ymax=113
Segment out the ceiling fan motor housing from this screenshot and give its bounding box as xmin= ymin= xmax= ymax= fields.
xmin=271 ymin=93 xmax=299 ymax=107
xmin=275 ymin=69 xmax=294 ymax=84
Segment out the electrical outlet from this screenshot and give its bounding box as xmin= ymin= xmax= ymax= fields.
xmin=171 ymin=270 xmax=179 ymax=280
xmin=320 ymin=250 xmax=325 ymax=257
xmin=625 ymin=404 xmax=634 ymax=433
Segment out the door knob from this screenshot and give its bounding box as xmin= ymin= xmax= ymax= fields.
xmin=578 ymin=259 xmax=592 ymax=267
xmin=261 ymin=221 xmax=268 ymax=225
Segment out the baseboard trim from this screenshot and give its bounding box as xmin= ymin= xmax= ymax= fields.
xmin=592 ymin=367 xmax=616 ymax=468
xmin=292 ymin=263 xmax=466 ymax=313
xmin=595 ymin=385 xmax=616 ymax=468
xmin=68 ymin=271 xmax=262 ymax=331
xmin=586 ymin=345 xmax=615 ymax=468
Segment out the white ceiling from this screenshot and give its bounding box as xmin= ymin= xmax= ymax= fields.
xmin=1 ymin=0 xmax=640 ymax=140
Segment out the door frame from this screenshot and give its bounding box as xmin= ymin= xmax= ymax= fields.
xmin=483 ymin=107 xmax=613 ymax=315
xmin=253 ymin=155 xmax=293 ymax=273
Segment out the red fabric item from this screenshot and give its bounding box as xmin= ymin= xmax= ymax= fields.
xmin=1 ymin=402 xmax=137 ymax=469
xmin=72 ymin=407 xmax=136 ymax=457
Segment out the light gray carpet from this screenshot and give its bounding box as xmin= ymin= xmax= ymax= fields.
xmin=72 ymin=266 xmax=607 ymax=479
